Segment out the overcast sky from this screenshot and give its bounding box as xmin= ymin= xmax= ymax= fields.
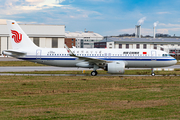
xmin=1 ymin=0 xmax=180 ymax=36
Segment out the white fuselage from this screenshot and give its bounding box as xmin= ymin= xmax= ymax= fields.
xmin=5 ymin=20 xmax=177 ymax=76
xmin=17 ymin=48 xmax=177 ymax=68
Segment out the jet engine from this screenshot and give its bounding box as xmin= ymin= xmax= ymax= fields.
xmin=104 ymin=61 xmax=125 ymax=74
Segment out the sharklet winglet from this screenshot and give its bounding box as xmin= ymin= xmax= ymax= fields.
xmin=64 ymin=44 xmax=76 ymax=57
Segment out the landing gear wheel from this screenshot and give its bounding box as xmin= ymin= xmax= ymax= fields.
xmin=151 ymin=68 xmax=155 ymax=76
xmin=91 ymin=71 xmax=97 ymax=76
xmin=151 ymin=73 xmax=155 ymax=76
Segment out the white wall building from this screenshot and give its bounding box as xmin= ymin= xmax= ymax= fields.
xmin=95 ymin=37 xmax=180 ymax=53
xmin=0 ymin=24 xmax=65 ymax=54
xmin=65 ymin=31 xmax=103 ymax=48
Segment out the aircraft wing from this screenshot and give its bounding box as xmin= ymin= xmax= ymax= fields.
xmin=2 ymin=50 xmax=27 ymax=56
xmin=64 ymin=44 xmax=109 ymax=64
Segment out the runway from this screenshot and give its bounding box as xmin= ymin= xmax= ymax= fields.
xmin=0 ymin=66 xmax=93 ymax=72
xmin=0 ymin=65 xmax=179 ymax=77
xmin=0 ymin=73 xmax=179 ymax=77
xmin=0 ymin=65 xmax=179 ymax=72
xmin=0 ymin=57 xmax=179 ymax=76
xmin=0 ymin=57 xmax=23 ymax=61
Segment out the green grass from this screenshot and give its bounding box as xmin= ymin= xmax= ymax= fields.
xmin=0 ymin=76 xmax=180 ymax=119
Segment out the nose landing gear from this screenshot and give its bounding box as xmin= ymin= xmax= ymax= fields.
xmin=151 ymin=68 xmax=155 ymax=76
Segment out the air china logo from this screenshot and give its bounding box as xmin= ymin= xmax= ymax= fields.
xmin=11 ymin=30 xmax=22 ymax=43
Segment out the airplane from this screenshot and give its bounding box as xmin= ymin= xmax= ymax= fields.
xmin=2 ymin=20 xmax=177 ymax=76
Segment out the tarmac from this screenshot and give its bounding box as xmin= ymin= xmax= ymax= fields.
xmin=0 ymin=65 xmax=179 ymax=72
xmin=0 ymin=57 xmax=179 ymax=76
xmin=0 ymin=57 xmax=23 ymax=61
xmin=0 ymin=73 xmax=178 ymax=77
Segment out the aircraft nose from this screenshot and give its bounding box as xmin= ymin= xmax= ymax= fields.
xmin=174 ymin=59 xmax=177 ymax=64
xmin=172 ymin=58 xmax=177 ymax=65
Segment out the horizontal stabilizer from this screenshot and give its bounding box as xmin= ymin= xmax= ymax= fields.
xmin=2 ymin=50 xmax=27 ymax=56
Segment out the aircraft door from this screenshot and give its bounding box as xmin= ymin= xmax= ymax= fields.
xmin=105 ymin=53 xmax=107 ymax=59
xmin=36 ymin=49 xmax=42 ymax=60
xmin=151 ymin=51 xmax=156 ymax=61
xmin=108 ymin=53 xmax=111 ymax=58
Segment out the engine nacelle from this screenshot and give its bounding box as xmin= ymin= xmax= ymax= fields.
xmin=105 ymin=61 xmax=125 ymax=74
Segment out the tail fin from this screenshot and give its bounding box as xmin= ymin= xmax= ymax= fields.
xmin=7 ymin=20 xmax=38 ymax=50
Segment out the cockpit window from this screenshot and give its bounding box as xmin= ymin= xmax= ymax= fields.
xmin=162 ymin=54 xmax=170 ymax=57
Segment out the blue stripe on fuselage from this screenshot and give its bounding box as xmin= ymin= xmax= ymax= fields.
xmin=19 ymin=57 xmax=176 ymax=61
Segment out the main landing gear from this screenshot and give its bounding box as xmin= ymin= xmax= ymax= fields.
xmin=91 ymin=71 xmax=98 ymax=76
xmin=151 ymin=68 xmax=155 ymax=76
xmin=91 ymin=64 xmax=99 ymax=76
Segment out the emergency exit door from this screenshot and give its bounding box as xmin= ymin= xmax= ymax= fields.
xmin=36 ymin=49 xmax=42 ymax=60
xmin=151 ymin=51 xmax=156 ymax=61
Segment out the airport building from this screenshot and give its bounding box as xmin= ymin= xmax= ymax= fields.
xmin=65 ymin=31 xmax=103 ymax=48
xmin=94 ymin=37 xmax=180 ymax=59
xmin=64 ymin=38 xmax=76 ymax=48
xmin=0 ymin=24 xmax=65 ymax=55
xmin=0 ymin=23 xmax=103 ymax=55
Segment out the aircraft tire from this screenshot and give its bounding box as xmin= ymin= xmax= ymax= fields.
xmin=151 ymin=73 xmax=155 ymax=76
xmin=91 ymin=71 xmax=97 ymax=76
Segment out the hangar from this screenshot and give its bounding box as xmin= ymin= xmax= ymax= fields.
xmin=0 ymin=24 xmax=65 ymax=55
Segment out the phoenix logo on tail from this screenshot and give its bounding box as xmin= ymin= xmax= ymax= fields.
xmin=11 ymin=30 xmax=22 ymax=43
